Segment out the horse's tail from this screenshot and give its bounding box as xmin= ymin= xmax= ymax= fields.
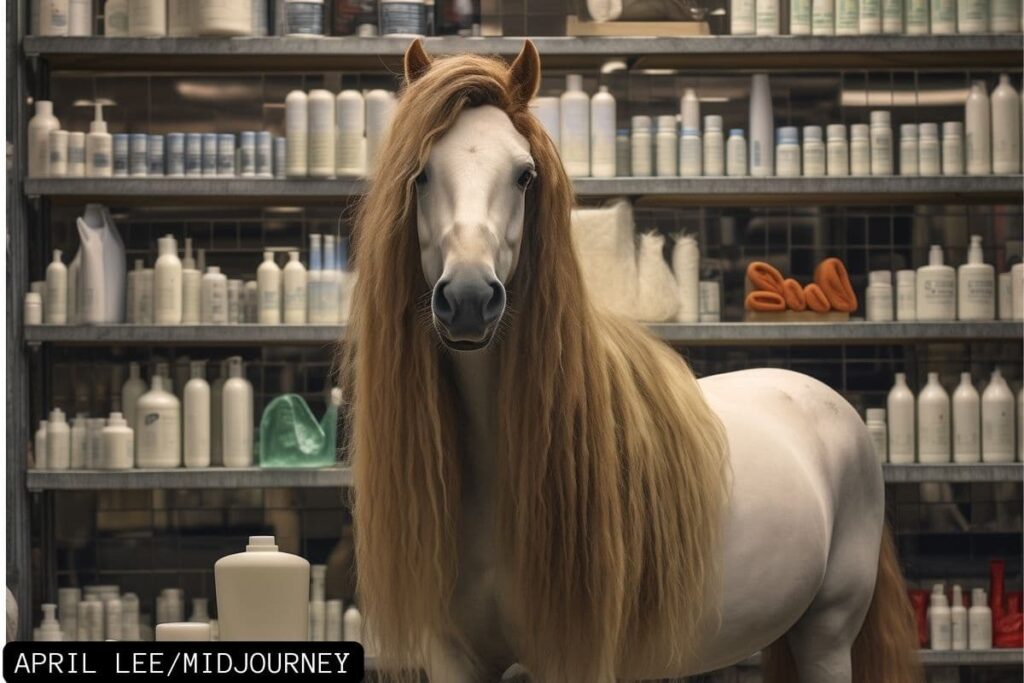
xmin=762 ymin=525 xmax=923 ymax=683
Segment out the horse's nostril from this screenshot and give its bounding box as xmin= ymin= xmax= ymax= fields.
xmin=432 ymin=281 xmax=455 ymax=323
xmin=482 ymin=282 xmax=505 ymax=324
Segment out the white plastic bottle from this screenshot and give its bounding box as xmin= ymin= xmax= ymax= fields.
xmin=813 ymin=0 xmax=836 ymax=32
xmin=321 ymin=235 xmax=340 ymax=323
xmin=181 ymin=238 xmax=201 ymax=325
xmin=85 ymin=103 xmax=113 ymax=178
xmin=364 ymin=90 xmax=396 ymax=176
xmin=680 ymin=88 xmax=700 ymax=132
xmin=905 ymin=0 xmax=929 ymax=32
xmin=929 ymin=586 xmax=952 ymax=650
xmin=590 ymin=86 xmax=616 ymax=179
xmin=122 ymin=362 xmax=147 ymax=430
xmin=48 ymin=129 xmax=69 ymax=177
xmin=965 ymin=81 xmax=992 ymax=176
xmin=732 ymin=0 xmax=756 ymax=32
xmin=283 ymin=251 xmax=308 ymax=324
xmin=307 ymin=234 xmax=323 ymax=323
xmin=826 ymin=124 xmax=848 ymax=176
xmin=630 ymin=115 xmax=653 ymax=178
xmin=998 ymin=271 xmax=1013 ymax=319
xmin=866 ymin=408 xmax=887 ymax=462
xmin=34 ymin=420 xmax=48 ymax=470
xmin=953 ymin=372 xmax=981 ymax=463
xmin=47 ymin=408 xmax=71 ymax=470
xmin=930 ymin=0 xmax=956 ymax=32
xmin=168 ymin=0 xmax=194 ymax=36
xmin=792 ymin=0 xmax=813 ymax=32
xmin=530 ymin=97 xmax=561 ymax=148
xmin=958 ymin=235 xmax=995 ymax=321
xmin=775 ymin=127 xmax=800 ymax=177
xmin=866 ymin=271 xmax=893 ymax=321
xmin=128 ymin=0 xmax=168 ymax=35
xmin=991 ymin=74 xmax=1021 ymax=174
xmin=756 ymin=0 xmax=780 ymax=33
xmin=28 ymin=100 xmax=60 ymax=178
xmin=703 ymin=116 xmax=725 ymax=176
xmin=135 ymin=375 xmax=181 ymax=468
xmin=285 ymin=90 xmax=308 ymax=178
xmin=673 ymin=236 xmax=700 ymax=323
xmin=918 ymin=123 xmax=940 ymax=175
xmin=899 ymin=124 xmax=919 ymax=176
xmin=69 ymin=414 xmax=87 ymax=468
xmin=850 ymin=123 xmax=870 ymax=175
xmin=887 ymin=372 xmax=916 ymax=464
xmin=869 ymin=110 xmax=892 ymax=176
xmin=942 ymin=121 xmax=964 ymax=175
xmin=102 ymin=412 xmax=134 ymax=470
xmin=918 ymin=372 xmax=951 ymax=463
xmin=917 ymin=245 xmax=956 ymax=322
xmin=957 ymin=0 xmax=989 ymax=31
xmin=882 ymin=0 xmax=902 ymax=31
xmin=655 ymin=116 xmax=678 ymax=177
xmin=38 ymin=0 xmax=70 ymax=35
xmin=257 ymin=251 xmax=282 ymax=324
xmin=184 ymin=360 xmax=211 ymax=468
xmin=307 ymin=89 xmax=336 ymax=179
xmin=950 ymin=585 xmax=968 ymax=650
xmin=802 ymin=125 xmax=825 ymax=176
xmin=749 ymin=74 xmax=774 ymax=178
xmin=836 ymin=0 xmax=858 ymax=34
xmin=201 ymin=267 xmax=228 ymax=324
xmin=1014 ymin=262 xmax=1024 ymax=321
xmin=679 ymin=128 xmax=702 ymax=177
xmin=45 ymin=250 xmax=67 ymax=324
xmin=153 ymin=235 xmax=183 ymax=325
xmin=104 ymin=0 xmax=128 ymax=34
xmin=67 ymin=131 xmax=86 ymax=177
xmin=982 ymin=368 xmax=1015 ymax=462
xmin=968 ymin=588 xmax=993 ymax=649
xmin=560 ymin=75 xmax=591 ymax=177
xmin=991 ymin=0 xmax=1022 ymax=31
xmin=859 ymin=0 xmax=881 ymax=32
xmin=222 ymin=357 xmax=253 ymax=468
xmin=335 ymin=90 xmax=366 ymax=177
xmin=36 ymin=604 xmax=63 ymax=641
xmin=343 ymin=606 xmax=362 ymax=643
xmin=726 ymin=129 xmax=747 ymax=176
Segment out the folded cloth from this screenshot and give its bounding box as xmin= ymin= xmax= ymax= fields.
xmin=803 ymin=283 xmax=832 ymax=313
xmin=782 ymin=278 xmax=807 ymax=311
xmin=814 ymin=257 xmax=858 ymax=312
xmin=746 ymin=261 xmax=785 ymax=295
xmin=745 ymin=290 xmax=786 ymax=312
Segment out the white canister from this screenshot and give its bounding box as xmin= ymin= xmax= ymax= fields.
xmin=703 ymin=115 xmax=724 ymax=176
xmin=630 ymin=116 xmax=653 ymax=177
xmin=379 ymin=0 xmax=427 ymax=35
xmin=918 ymin=123 xmax=940 ymax=175
xmin=656 ymin=116 xmax=679 ymax=177
xmin=865 ymin=270 xmax=894 ymax=322
xmin=895 ymin=269 xmax=916 ymax=321
xmin=802 ymin=125 xmax=825 ymax=176
xmin=679 ymin=129 xmax=702 ymax=177
xmin=869 ymin=110 xmax=892 ymax=176
xmin=127 ymin=0 xmax=168 ymax=36
xmin=898 ymin=123 xmax=919 ymax=176
xmin=726 ymin=129 xmax=747 ymax=176
xmin=307 ymin=89 xmax=336 ymax=178
xmin=826 ymin=124 xmax=848 ymax=177
xmin=196 ymin=0 xmax=253 ymax=35
xmin=942 ymin=121 xmax=964 ymax=176
xmin=285 ymin=0 xmax=325 ymax=35
xmin=774 ymin=126 xmax=800 ymax=177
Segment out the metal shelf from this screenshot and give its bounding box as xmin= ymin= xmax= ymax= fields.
xmin=24 ymin=176 xmax=1024 ymax=206
xmin=23 ymin=321 xmax=1023 ymax=347
xmin=883 ymin=463 xmax=1023 ymax=483
xmin=917 ymin=649 xmax=1024 ymax=666
xmin=26 ymin=466 xmax=352 ymax=491
xmin=23 ymin=35 xmax=1024 ymax=71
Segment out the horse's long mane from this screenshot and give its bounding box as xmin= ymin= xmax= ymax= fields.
xmin=341 ymin=48 xmax=729 ymax=682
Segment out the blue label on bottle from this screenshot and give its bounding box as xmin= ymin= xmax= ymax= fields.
xmin=69 ymin=147 xmax=85 ymax=163
xmin=92 ymin=153 xmax=110 ymax=168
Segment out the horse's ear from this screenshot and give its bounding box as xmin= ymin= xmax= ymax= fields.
xmin=404 ymin=39 xmax=432 ymax=84
xmin=507 ymin=40 xmax=541 ymax=107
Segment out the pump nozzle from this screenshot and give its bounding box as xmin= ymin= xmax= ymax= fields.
xmin=90 ymin=102 xmax=108 ymax=134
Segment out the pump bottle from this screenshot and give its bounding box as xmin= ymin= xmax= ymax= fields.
xmin=957 ymin=235 xmax=995 ymax=320
xmin=916 ymin=245 xmax=956 ymax=321
xmin=85 ymin=102 xmax=113 ymax=178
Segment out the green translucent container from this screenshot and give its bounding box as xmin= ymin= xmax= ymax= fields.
xmin=258 ymin=391 xmax=339 ymax=468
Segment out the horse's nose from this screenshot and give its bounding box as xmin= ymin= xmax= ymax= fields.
xmin=432 ymin=274 xmax=505 ymax=341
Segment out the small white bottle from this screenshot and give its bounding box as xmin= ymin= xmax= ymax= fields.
xmin=813 ymin=0 xmax=836 ymax=32
xmin=184 ymin=360 xmax=211 ymax=468
xmin=775 ymin=127 xmax=800 ymax=177
xmin=905 ymin=0 xmax=929 ymax=32
xmin=749 ymin=74 xmax=774 ymax=178
xmin=950 ymin=585 xmax=968 ymax=650
xmin=37 ymin=0 xmax=70 ymax=36
xmin=802 ymin=125 xmax=825 ymax=176
xmin=257 ymin=251 xmax=282 ymax=325
xmin=899 ymin=124 xmax=919 ymax=176
xmin=222 ymin=357 xmax=253 ymax=468
xmin=135 ymin=375 xmax=181 ymax=468
xmin=153 ymin=235 xmax=183 ymax=325
xmin=953 ymin=372 xmax=981 ymax=463
xmin=991 ymin=74 xmax=1021 ymax=175
xmin=283 ymin=251 xmax=308 ymax=324
xmin=24 ymin=292 xmax=43 ymax=325
xmin=859 ymin=0 xmax=881 ymax=32
xmin=673 ymin=236 xmax=700 ymax=323
xmin=942 ymin=121 xmax=964 ymax=175
xmin=918 ymin=123 xmax=940 ymax=175
xmin=47 ymin=408 xmax=71 ymax=470
xmin=85 ymin=103 xmax=113 ymax=178
xmin=67 ymin=131 xmax=86 ymax=177
xmin=590 ymin=86 xmax=617 ymax=179
xmin=850 ymin=124 xmax=871 ymax=176
xmin=965 ymin=81 xmax=992 ymax=176
xmin=679 ymin=128 xmax=702 ymax=177
xmin=28 ymin=100 xmax=60 ymax=178
xmin=826 ymin=124 xmax=849 ymax=177
xmin=631 ymin=116 xmax=653 ymax=177
xmin=998 ymin=272 xmax=1013 ymax=319
xmin=36 ymin=604 xmax=63 ymax=642
xmin=792 ymin=0 xmax=813 ymax=32
xmin=48 ymin=129 xmax=68 ymax=177
xmin=733 ymin=0 xmax=757 ymax=32
xmin=343 ymin=606 xmax=362 ymax=644
xmin=887 ymin=372 xmax=916 ymax=464
xmin=869 ymin=111 xmax=893 ymax=176
xmin=655 ymin=115 xmax=678 ymax=177
xmin=917 ymin=245 xmax=956 ymax=322
xmin=835 ymin=0 xmax=858 ymax=34
xmin=122 ymin=362 xmax=147 ymax=430
xmin=34 ymin=419 xmax=48 ymax=470
xmin=127 ymin=0 xmax=168 ymax=36
xmin=285 ymin=90 xmax=308 ymax=178
xmin=726 ymin=129 xmax=747 ymax=176
xmin=882 ymin=0 xmax=903 ymax=31
xmin=968 ymin=588 xmax=993 ymax=649
xmin=991 ymin=0 xmax=1022 ymax=31
xmin=930 ymin=0 xmax=956 ymax=32
xmin=181 ymin=238 xmax=201 ymax=325
xmin=560 ymin=75 xmax=591 ymax=178
xmin=929 ymin=586 xmax=952 ymax=650
xmin=703 ymin=116 xmax=725 ymax=176
xmin=866 ymin=270 xmax=893 ymax=321
xmin=364 ymin=90 xmax=396 ymax=176
xmin=70 ymin=413 xmax=87 ymax=468
xmin=866 ymin=408 xmax=888 ymax=462
xmin=307 ymin=89 xmax=336 ymax=179
xmin=102 ymin=412 xmax=134 ymax=470
xmin=45 ymin=249 xmax=67 ymax=324
xmin=958 ymin=235 xmax=995 ymax=321
xmin=326 ymin=600 xmax=343 ymax=641
xmin=957 ymin=0 xmax=989 ymax=32
xmin=918 ymin=372 xmax=951 ymax=463
xmin=680 ymin=88 xmax=700 ymax=132
xmin=756 ymin=0 xmax=780 ymax=33
xmin=335 ymin=90 xmax=366 ymax=177
xmin=201 ymin=267 xmax=228 ymax=324
xmin=321 ymin=235 xmax=340 ymax=323
xmin=982 ymin=368 xmax=1015 ymax=462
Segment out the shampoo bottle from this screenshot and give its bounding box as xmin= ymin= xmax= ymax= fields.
xmin=749 ymin=74 xmax=774 ymax=178
xmin=184 ymin=360 xmax=211 ymax=468
xmin=981 ymin=368 xmax=1015 ymax=462
xmin=200 ymin=267 xmax=228 ymax=324
xmin=28 ymin=100 xmax=60 ymax=177
xmin=965 ymin=81 xmax=992 ymax=176
xmin=968 ymin=588 xmax=993 ymax=649
xmin=285 ymin=90 xmax=308 ymax=178
xmin=102 ymin=412 xmax=134 ymax=470
xmin=991 ymin=74 xmax=1021 ymax=174
xmin=257 ymin=251 xmax=282 ymax=324
xmin=918 ymin=372 xmax=951 ymax=463
xmin=153 ymin=235 xmax=183 ymax=324
xmin=181 ymin=238 xmax=201 ymax=324
xmin=958 ymin=235 xmax=995 ymax=320
xmin=335 ymin=90 xmax=366 ymax=177
xmin=122 ymin=362 xmax=147 ymax=430
xmin=222 ymin=357 xmax=254 ymax=468
xmin=364 ymin=90 xmax=396 ymax=176
xmin=952 ymin=373 xmax=981 ymax=463
xmin=916 ymin=245 xmax=956 ymax=321
xmin=590 ymin=86 xmax=616 ymax=179
xmin=929 ymin=586 xmax=952 ymax=650
xmin=85 ymin=102 xmax=112 ymax=178
xmin=887 ymin=373 xmax=916 ymax=464
xmin=866 ymin=408 xmax=887 ymax=462
xmin=283 ymin=251 xmax=308 ymax=324
xmin=45 ymin=249 xmax=67 ymax=324
xmin=560 ymin=75 xmax=591 ymax=177
xmin=135 ymin=375 xmax=181 ymax=468
xmin=46 ymin=408 xmax=71 ymax=470
xmin=307 ymin=89 xmax=336 ymax=178
xmin=951 ymin=585 xmax=968 ymax=650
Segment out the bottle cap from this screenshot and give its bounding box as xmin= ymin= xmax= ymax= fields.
xmin=919 ymin=122 xmax=938 ymax=138
xmin=870 ymin=110 xmax=891 ymax=127
xmin=967 ymin=235 xmax=984 ymax=264
xmin=49 ymin=408 xmax=66 ymax=423
xmin=900 ymin=123 xmax=918 ymax=137
xmin=289 ymin=250 xmax=300 ymax=261
xmin=851 ymin=123 xmax=869 ymax=139
xmin=25 ymin=292 xmax=41 ymax=305
xmin=704 ymin=115 xmax=723 ymax=131
xmin=896 ymin=269 xmax=916 ymax=284
xmin=565 ymin=74 xmax=583 ymax=91
xmin=866 ymin=408 xmax=886 ymax=422
xmin=729 ymin=128 xmax=745 ymax=137
xmin=36 ymin=100 xmax=54 ymax=115
xmin=206 ymin=266 xmax=220 ymax=274
xmin=826 ymin=124 xmax=846 ymax=140
xmin=776 ymin=126 xmax=798 ymax=145
xmin=869 ymin=270 xmax=891 ymax=285
xmin=803 ymin=125 xmax=823 ymax=141
xmin=157 ymin=235 xmax=177 ymax=256
xmin=89 ymin=103 xmax=108 ymax=134
xmin=631 ymin=115 xmax=652 ymax=131
xmin=107 ymin=412 xmax=127 ymax=427
xmin=942 ymin=121 xmax=963 ymax=137
xmin=928 ymin=244 xmax=945 ymax=266
xmin=657 ymin=115 xmax=677 ymax=131
xmin=246 ymin=535 xmax=278 ymax=552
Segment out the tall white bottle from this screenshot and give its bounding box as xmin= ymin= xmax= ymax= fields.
xmin=184 ymin=360 xmax=211 ymax=468
xmin=282 ymin=251 xmax=308 ymax=324
xmin=200 ymin=266 xmax=228 ymax=324
xmin=968 ymin=588 xmax=993 ymax=649
xmin=102 ymin=412 xmax=134 ymax=470
xmin=916 ymin=245 xmax=956 ymax=321
xmin=153 ymin=235 xmax=183 ymax=324
xmin=45 ymin=249 xmax=67 ymax=324
xmin=981 ymin=368 xmax=1015 ymax=462
xmin=755 ymin=0 xmax=780 ymax=33
xmin=307 ymin=234 xmax=323 ymax=323
xmin=135 ymin=375 xmax=181 ymax=468
xmin=321 ymin=236 xmax=340 ymax=324
xmin=285 ymin=90 xmax=308 ymax=178
xmin=560 ymin=75 xmax=591 ymax=177
xmin=680 ymin=88 xmax=700 ymax=132
xmin=991 ymin=74 xmax=1021 ymax=174
xmin=590 ymin=86 xmax=616 ymax=179
xmin=122 ymin=362 xmax=147 ymax=431
xmin=951 ymin=585 xmax=968 ymax=650
xmin=222 ymin=357 xmax=254 ymax=468
xmin=673 ymin=236 xmax=700 ymax=323
xmin=181 ymin=238 xmax=201 ymax=324
xmin=85 ymin=103 xmax=113 ymax=178
xmin=210 ymin=361 xmax=227 ymax=467
xmin=307 ymin=89 xmax=336 ymax=179
xmin=732 ymin=0 xmax=756 ymax=33
xmin=887 ymin=372 xmax=916 ymax=464
xmin=929 ymin=587 xmax=952 ymax=650
xmin=965 ymin=81 xmax=992 ymax=176
xmin=952 ymin=372 xmax=981 ymax=463
xmin=127 ymin=0 xmax=168 ymax=35
xmin=335 ymin=90 xmax=366 ymax=177
xmin=957 ymin=0 xmax=989 ymax=32
xmin=958 ymin=235 xmax=995 ymax=321
xmin=46 ymin=408 xmax=71 ymax=470
xmin=364 ymin=90 xmax=396 ymax=176
xmin=918 ymin=372 xmax=951 ymax=463
xmin=28 ymin=100 xmax=60 ymax=177
xmin=749 ymin=74 xmax=774 ymax=178
xmin=256 ymin=251 xmax=282 ymax=324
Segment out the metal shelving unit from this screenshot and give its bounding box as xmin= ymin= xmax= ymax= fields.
xmin=23 ymin=321 xmax=1024 ymax=346
xmin=740 ymin=649 xmax=1024 ymax=667
xmin=884 ymin=463 xmax=1023 ymax=483
xmin=24 ymin=176 xmax=1024 ymax=206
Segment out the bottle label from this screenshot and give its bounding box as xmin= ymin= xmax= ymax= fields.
xmin=286 ymin=3 xmax=326 ymax=34
xmin=68 ymin=147 xmax=85 ymax=164
xmin=964 ymin=278 xmax=994 ymax=302
xmin=92 ymin=152 xmax=110 ymax=169
xmin=921 ymin=276 xmax=954 ymax=302
xmin=983 ymin=408 xmax=1013 ymax=453
xmin=50 ymin=149 xmax=65 ymax=163
xmin=380 ymin=3 xmax=427 ymax=35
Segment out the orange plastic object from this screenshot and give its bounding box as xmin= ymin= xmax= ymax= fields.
xmin=803 ymin=283 xmax=832 ymax=313
xmin=782 ymin=278 xmax=807 ymax=311
xmin=814 ymin=257 xmax=858 ymax=312
xmin=745 ymin=290 xmax=786 ymax=312
xmin=746 ymin=261 xmax=785 ymax=295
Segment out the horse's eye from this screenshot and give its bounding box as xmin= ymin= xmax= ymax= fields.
xmin=416 ymin=170 xmax=428 ymax=185
xmin=517 ymin=168 xmax=536 ymax=190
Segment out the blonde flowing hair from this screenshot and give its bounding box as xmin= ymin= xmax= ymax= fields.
xmin=341 ymin=41 xmax=729 ymax=682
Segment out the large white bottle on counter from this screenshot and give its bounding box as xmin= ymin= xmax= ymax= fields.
xmin=184 ymin=361 xmax=211 ymax=468
xmin=965 ymin=81 xmax=992 ymax=176
xmin=918 ymin=372 xmax=951 ymax=463
xmin=981 ymin=368 xmax=1015 ymax=462
xmin=991 ymin=74 xmax=1021 ymax=174
xmin=957 ymin=235 xmax=995 ymax=321
xmin=222 ymin=357 xmax=253 ymax=468
xmin=560 ymin=75 xmax=591 ymax=177
xmin=46 ymin=408 xmax=71 ymax=470
xmin=135 ymin=375 xmax=181 ymax=468
xmin=952 ymin=372 xmax=981 ymax=463
xmin=887 ymin=372 xmax=916 ymax=464
xmin=749 ymin=74 xmax=774 ymax=178
xmin=283 ymin=251 xmax=308 ymax=324
xmin=153 ymin=235 xmax=183 ymax=324
xmin=916 ymin=245 xmax=956 ymax=321
xmin=29 ymin=101 xmax=60 ymax=178
xmin=45 ymin=249 xmax=68 ymax=324
xmin=590 ymin=86 xmax=616 ymax=179
xmin=257 ymin=251 xmax=282 ymax=324
xmin=215 ymin=536 xmax=309 ymax=641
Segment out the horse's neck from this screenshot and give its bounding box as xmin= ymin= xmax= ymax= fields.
xmin=448 ymin=347 xmax=500 ymax=499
